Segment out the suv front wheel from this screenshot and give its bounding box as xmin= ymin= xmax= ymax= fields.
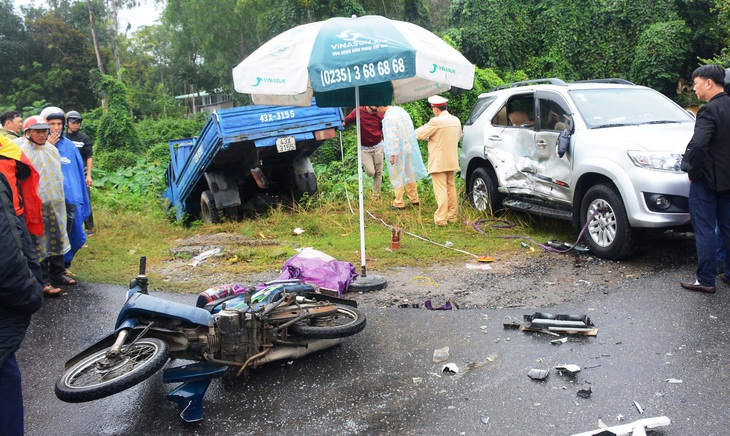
xmin=468 ymin=167 xmax=503 ymax=214
xmin=580 ymin=184 xmax=636 ymax=260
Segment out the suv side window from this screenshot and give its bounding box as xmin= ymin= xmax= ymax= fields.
xmin=493 ymin=94 xmax=535 ymax=129
xmin=538 ymin=95 xmax=572 ymax=131
xmin=465 ymin=96 xmax=497 ymax=126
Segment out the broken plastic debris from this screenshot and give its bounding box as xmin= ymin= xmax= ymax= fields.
xmin=442 ymin=363 xmax=459 ymax=374
xmin=664 ymin=378 xmax=683 ymax=384
xmin=503 ymin=322 xmax=521 ymax=329
xmin=577 ymin=386 xmax=592 ymax=398
xmin=570 ymin=415 xmax=671 ymax=436
xmin=465 ymin=263 xmax=492 ymax=270
xmin=480 ymin=415 xmax=490 ymax=425
xmin=528 ymin=368 xmax=549 ymax=380
xmin=412 ymin=377 xmax=423 ymax=385
xmin=522 ymin=312 xmax=597 ymax=334
xmin=617 ymin=414 xmax=624 ymax=421
xmin=425 ymin=299 xmax=453 ymax=310
xmin=551 ymin=337 xmax=568 ymax=345
xmin=190 ymin=247 xmax=222 ymax=267
xmin=634 ymin=400 xmax=644 ymax=414
xmin=433 ymin=347 xmax=450 ymax=363
xmin=444 ymin=241 xmax=454 ymax=248
xmin=292 ymin=227 xmax=305 ymax=235
xmin=555 ymin=364 xmax=581 ymax=375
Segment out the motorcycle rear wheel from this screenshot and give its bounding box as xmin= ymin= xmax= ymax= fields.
xmin=55 ymin=338 xmax=169 ymax=403
xmin=289 ymin=305 xmax=366 ymax=339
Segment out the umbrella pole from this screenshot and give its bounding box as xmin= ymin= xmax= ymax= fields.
xmin=355 ymin=87 xmax=367 ymax=276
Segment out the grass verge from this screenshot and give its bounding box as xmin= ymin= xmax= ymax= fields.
xmin=70 ymin=190 xmax=578 ymax=293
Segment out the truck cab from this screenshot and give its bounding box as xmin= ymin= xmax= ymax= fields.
xmin=165 ymin=100 xmax=343 ymax=223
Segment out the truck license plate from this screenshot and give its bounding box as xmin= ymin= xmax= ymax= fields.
xmin=276 ymin=137 xmax=296 ymax=153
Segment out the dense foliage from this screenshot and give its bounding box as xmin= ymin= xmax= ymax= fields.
xmin=2 ymin=0 xmax=730 ymax=207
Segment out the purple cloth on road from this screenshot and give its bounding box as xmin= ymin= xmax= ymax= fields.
xmin=262 ymin=249 xmax=358 ymax=296
xmin=424 ymin=299 xmax=452 ymax=310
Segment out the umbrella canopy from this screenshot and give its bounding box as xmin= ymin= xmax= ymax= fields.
xmin=233 ymin=15 xmax=474 ymax=107
xmin=232 ymin=15 xmax=475 ymax=277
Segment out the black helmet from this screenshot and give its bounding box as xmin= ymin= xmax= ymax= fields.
xmin=66 ymin=110 xmax=82 ymax=122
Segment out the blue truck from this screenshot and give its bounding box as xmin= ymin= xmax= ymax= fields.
xmin=164 ymin=101 xmax=344 ymax=223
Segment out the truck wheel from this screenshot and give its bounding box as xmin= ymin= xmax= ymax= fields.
xmin=201 ymin=190 xmax=221 ymax=224
xmin=580 ymin=184 xmax=636 ymax=260
xmin=468 ymin=167 xmax=502 ymax=214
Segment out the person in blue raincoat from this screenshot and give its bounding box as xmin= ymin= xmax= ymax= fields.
xmin=376 ymin=105 xmax=428 ymax=210
xmin=39 ymin=107 xmax=90 ymax=284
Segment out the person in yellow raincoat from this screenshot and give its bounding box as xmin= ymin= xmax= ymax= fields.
xmin=14 ymin=116 xmax=69 ymax=296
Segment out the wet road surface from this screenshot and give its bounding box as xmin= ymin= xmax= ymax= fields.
xmin=18 ymin=261 xmax=730 ymax=435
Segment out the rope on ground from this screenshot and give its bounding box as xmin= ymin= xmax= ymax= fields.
xmin=365 ymin=210 xmax=481 ymax=259
xmin=460 ymin=192 xmax=597 ymax=255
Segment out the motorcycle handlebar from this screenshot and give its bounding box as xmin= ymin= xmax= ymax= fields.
xmin=139 ymin=256 xmax=146 ymax=275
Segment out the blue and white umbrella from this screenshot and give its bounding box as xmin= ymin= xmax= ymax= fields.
xmin=232 ymin=15 xmax=474 ymax=278
xmin=233 ymin=15 xmax=474 ymax=107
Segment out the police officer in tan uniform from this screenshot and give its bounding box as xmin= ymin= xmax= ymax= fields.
xmin=415 ymin=95 xmax=462 ymax=226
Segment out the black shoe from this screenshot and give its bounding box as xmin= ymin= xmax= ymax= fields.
xmin=718 ymin=274 xmax=730 ymax=287
xmin=389 ymin=206 xmax=405 ymax=210
xmin=680 ymin=280 xmax=716 ymax=293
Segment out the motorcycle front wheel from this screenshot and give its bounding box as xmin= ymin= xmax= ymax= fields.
xmin=55 ymin=337 xmax=169 ymax=403
xmin=289 ymin=305 xmax=366 ymax=339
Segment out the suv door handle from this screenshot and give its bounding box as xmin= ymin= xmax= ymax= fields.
xmin=488 ymin=135 xmax=502 ymax=142
xmin=536 ymin=140 xmax=548 ymax=149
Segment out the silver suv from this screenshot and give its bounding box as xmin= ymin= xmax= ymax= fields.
xmin=459 ymin=78 xmax=695 ymax=260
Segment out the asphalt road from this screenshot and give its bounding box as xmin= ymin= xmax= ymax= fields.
xmin=18 ymin=260 xmax=730 ymax=435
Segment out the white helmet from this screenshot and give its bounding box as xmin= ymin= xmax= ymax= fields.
xmin=40 ymin=106 xmax=66 ymax=127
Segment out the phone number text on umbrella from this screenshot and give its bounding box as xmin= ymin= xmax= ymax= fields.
xmin=320 ymin=58 xmax=408 ymax=87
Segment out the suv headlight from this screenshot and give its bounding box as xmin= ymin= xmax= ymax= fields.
xmin=627 ymin=151 xmax=683 ymax=173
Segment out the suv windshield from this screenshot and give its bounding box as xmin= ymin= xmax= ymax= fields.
xmin=568 ymin=88 xmax=693 ymax=129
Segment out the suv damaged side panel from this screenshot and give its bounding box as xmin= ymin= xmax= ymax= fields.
xmin=461 ymin=79 xmax=694 ymax=260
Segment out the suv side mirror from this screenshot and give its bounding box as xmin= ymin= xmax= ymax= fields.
xmin=556 ymin=114 xmax=574 ymax=158
xmin=557 ymin=128 xmax=571 ymax=158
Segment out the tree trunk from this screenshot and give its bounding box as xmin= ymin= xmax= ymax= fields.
xmin=87 ymin=0 xmax=105 ymax=74
xmin=108 ymin=0 xmax=122 ymax=81
xmin=87 ymin=0 xmax=107 ymax=110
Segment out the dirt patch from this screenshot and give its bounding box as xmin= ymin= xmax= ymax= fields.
xmin=155 ymin=231 xmax=696 ymax=310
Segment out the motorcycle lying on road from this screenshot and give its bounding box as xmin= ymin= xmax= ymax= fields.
xmin=55 ymin=257 xmax=366 ymax=422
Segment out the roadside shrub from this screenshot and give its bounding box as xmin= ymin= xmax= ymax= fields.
xmin=96 ymin=149 xmax=137 ymax=171
xmin=145 ymin=142 xmax=171 ymax=167
xmin=136 ymin=115 xmax=207 ymax=147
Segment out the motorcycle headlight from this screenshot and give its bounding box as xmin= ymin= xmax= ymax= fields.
xmin=627 ymin=151 xmax=683 ymax=173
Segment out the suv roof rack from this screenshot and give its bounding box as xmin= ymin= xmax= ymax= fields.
xmin=492 ymin=78 xmax=567 ymax=91
xmin=573 ymin=78 xmax=636 ymax=85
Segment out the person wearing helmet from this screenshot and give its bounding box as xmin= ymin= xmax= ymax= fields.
xmin=38 ymin=106 xmax=90 ymax=286
xmin=15 ymin=116 xmax=69 ymax=296
xmin=64 ymin=110 xmax=94 ymax=234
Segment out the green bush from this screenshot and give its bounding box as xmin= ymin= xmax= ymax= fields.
xmin=136 ymin=115 xmax=207 ymax=147
xmin=96 ymin=149 xmax=137 ymax=171
xmin=145 ymin=142 xmax=171 ymax=167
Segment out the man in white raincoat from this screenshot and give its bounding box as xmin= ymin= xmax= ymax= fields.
xmin=15 ymin=116 xmax=69 ymax=296
xmin=376 ymin=105 xmax=428 ymax=210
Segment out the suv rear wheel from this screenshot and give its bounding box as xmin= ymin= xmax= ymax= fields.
xmin=468 ymin=167 xmax=503 ymax=214
xmin=580 ymin=184 xmax=636 ymax=260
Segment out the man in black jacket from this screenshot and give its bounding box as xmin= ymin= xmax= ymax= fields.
xmin=0 ymin=172 xmax=44 ymax=435
xmin=680 ymin=64 xmax=730 ymax=293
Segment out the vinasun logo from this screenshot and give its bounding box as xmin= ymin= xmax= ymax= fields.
xmin=428 ymin=63 xmax=456 ymax=74
xmin=331 ymin=30 xmax=388 ymax=50
xmin=252 ymin=77 xmax=287 ymax=87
